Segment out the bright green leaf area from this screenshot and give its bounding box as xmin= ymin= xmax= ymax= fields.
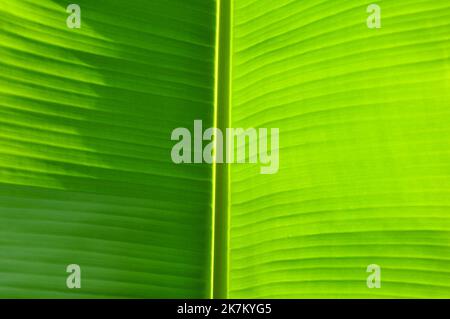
xmin=0 ymin=0 xmax=216 ymax=298
xmin=1 ymin=0 xmax=450 ymax=299
xmin=229 ymin=0 xmax=450 ymax=298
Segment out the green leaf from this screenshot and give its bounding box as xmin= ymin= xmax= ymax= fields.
xmin=1 ymin=0 xmax=450 ymax=299
xmin=0 ymin=0 xmax=216 ymax=298
xmin=228 ymin=0 xmax=450 ymax=298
